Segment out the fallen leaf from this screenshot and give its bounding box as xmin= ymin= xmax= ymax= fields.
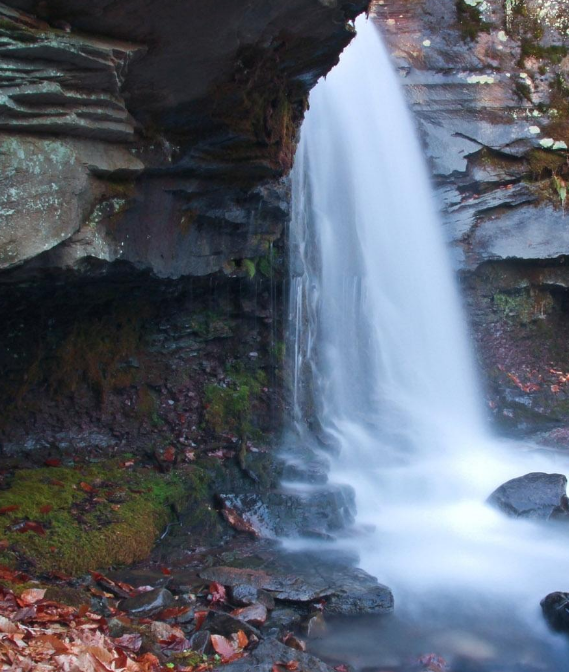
xmin=194 ymin=610 xmax=208 ymax=631
xmin=220 ymin=506 xmax=260 ymax=537
xmin=208 ymin=581 xmax=226 ymax=604
xmin=39 ymin=505 xmax=53 ymax=515
xmin=19 ymin=589 xmax=46 ymax=605
xmin=44 ymin=459 xmax=62 ymax=468
xmin=80 ymin=482 xmax=96 ymax=494
xmin=163 ymin=447 xmax=176 ymax=463
xmin=11 ymin=521 xmax=46 ymax=536
xmin=211 ymin=634 xmax=236 ymax=661
xmin=0 ymin=506 xmax=19 ymax=515
xmin=160 ymin=566 xmax=171 ymax=576
xmin=114 ymin=633 xmax=142 ymax=653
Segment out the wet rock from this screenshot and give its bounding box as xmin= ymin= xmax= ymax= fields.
xmin=303 ymin=612 xmax=327 ymax=639
xmin=120 ymin=588 xmax=175 ymax=616
xmin=204 ymin=611 xmax=262 ymax=640
xmin=541 ymin=592 xmax=569 ymax=632
xmin=230 ymin=603 xmax=268 ymax=626
xmin=200 ymin=551 xmax=394 ymax=616
xmin=189 ymin=630 xmax=213 ymax=655
xmin=230 ymin=584 xmax=275 ymax=609
xmin=217 ymin=485 xmax=355 ymax=539
xmin=263 ymin=609 xmax=303 ymax=637
xmin=487 ymin=473 xmax=569 ymax=520
xmin=216 ymin=638 xmax=335 ymax=672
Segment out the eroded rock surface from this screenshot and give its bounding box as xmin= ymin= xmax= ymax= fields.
xmin=374 ymin=0 xmax=569 ymax=432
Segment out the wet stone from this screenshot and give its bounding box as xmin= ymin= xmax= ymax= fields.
xmin=487 ymin=473 xmax=569 ymax=520
xmin=216 ymin=638 xmax=335 ymax=672
xmin=230 ymin=584 xmax=275 ymax=609
xmin=204 ymin=611 xmax=262 ymax=640
xmin=262 ymin=608 xmax=303 ymax=637
xmin=189 ymin=630 xmax=213 ymax=655
xmin=120 ymin=588 xmax=175 ymax=616
xmin=230 ymin=603 xmax=268 ymax=626
xmin=541 ymin=592 xmax=569 ymax=633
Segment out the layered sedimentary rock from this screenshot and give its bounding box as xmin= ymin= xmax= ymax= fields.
xmin=374 ymin=0 xmax=569 ymax=434
xmin=0 ymin=0 xmax=367 ymax=279
xmin=0 ymin=0 xmax=370 ymax=453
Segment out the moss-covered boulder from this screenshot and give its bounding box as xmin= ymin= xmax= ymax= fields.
xmin=0 ymin=461 xmax=207 ymax=575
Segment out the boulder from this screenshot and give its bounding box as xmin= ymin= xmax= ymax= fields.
xmin=541 ymin=592 xmax=569 ymax=633
xmin=487 ymin=473 xmax=569 ymax=520
xmin=215 ymin=638 xmax=334 ymax=672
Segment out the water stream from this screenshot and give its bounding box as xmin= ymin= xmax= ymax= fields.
xmin=289 ymin=16 xmax=569 ymax=671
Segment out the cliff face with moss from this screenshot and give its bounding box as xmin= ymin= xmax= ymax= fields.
xmin=374 ymin=0 xmax=569 ymax=438
xmin=0 ymin=0 xmax=369 ymax=457
xmin=4 ymin=0 xmax=569 ymax=456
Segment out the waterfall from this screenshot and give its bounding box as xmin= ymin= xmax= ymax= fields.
xmin=290 ymin=15 xmax=569 ymax=669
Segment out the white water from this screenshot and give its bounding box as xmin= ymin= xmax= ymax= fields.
xmin=290 ymin=15 xmax=569 ymax=670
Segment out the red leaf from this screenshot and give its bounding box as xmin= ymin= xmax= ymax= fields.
xmin=44 ymin=458 xmax=61 ymax=467
xmin=163 ymin=446 xmax=176 ymax=463
xmin=50 ymin=479 xmax=65 ymax=487
xmin=12 ymin=521 xmax=46 ymax=536
xmin=211 ymin=634 xmax=237 ymax=661
xmin=0 ymin=505 xmax=19 ymax=515
xmin=208 ymin=581 xmax=226 ymax=604
xmin=114 ymin=632 xmax=143 ymax=653
xmin=0 ymin=565 xmax=29 ymax=584
xmin=39 ymin=505 xmax=53 ymax=515
xmin=80 ymin=481 xmax=95 ymax=493
xmin=160 ymin=566 xmax=171 ymax=576
xmin=221 ymin=505 xmax=260 ymax=537
xmin=194 ymin=610 xmax=208 ymax=630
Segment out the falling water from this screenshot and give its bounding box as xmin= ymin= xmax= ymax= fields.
xmin=290 ymin=15 xmax=569 ymax=671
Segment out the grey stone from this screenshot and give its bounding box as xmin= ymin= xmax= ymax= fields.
xmin=216 ymin=639 xmax=334 ymax=672
xmin=119 ymin=588 xmax=175 ymax=616
xmin=541 ymin=592 xmax=569 ymax=633
xmin=487 ymin=472 xmax=568 ymax=520
xmin=230 ymin=584 xmax=275 ymax=609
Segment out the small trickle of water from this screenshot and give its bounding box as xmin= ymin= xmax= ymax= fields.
xmin=289 ymin=15 xmax=569 ymax=671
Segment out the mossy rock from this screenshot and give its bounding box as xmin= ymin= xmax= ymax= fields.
xmin=0 ymin=462 xmax=203 ymax=576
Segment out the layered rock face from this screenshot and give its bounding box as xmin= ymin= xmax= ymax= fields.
xmin=374 ymin=0 xmax=569 ymax=435
xmin=0 ymin=0 xmax=369 ymax=453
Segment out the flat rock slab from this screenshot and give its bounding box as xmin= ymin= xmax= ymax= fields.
xmin=200 ymin=550 xmax=393 ymax=616
xmin=487 ymin=472 xmax=568 ymax=520
xmin=216 ymin=639 xmax=334 ymax=672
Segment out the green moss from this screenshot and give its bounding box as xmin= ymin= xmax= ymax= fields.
xmin=242 ymin=259 xmax=256 ymax=280
xmin=514 ymin=79 xmax=533 ymax=103
xmin=188 ymin=311 xmax=233 ymax=341
xmin=204 ymin=364 xmax=267 ymax=435
xmin=528 ymin=149 xmax=566 ymax=176
xmin=493 ymin=289 xmax=554 ymax=323
xmin=519 ymin=38 xmax=568 ymax=67
xmin=0 ymin=462 xmax=199 ymax=576
xmin=455 ymin=0 xmax=492 ymax=40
